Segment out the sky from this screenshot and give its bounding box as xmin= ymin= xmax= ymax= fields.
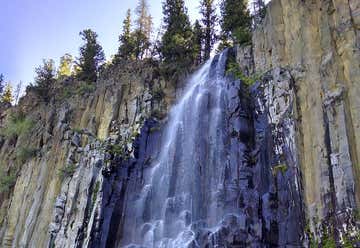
xmin=0 ymin=0 xmax=202 ymax=87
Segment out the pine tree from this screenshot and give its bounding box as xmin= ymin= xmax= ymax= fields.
xmin=34 ymin=59 xmax=56 ymax=102
xmin=193 ymin=20 xmax=203 ymax=65
xmin=0 ymin=74 xmax=4 ymax=96
xmin=78 ymin=29 xmax=105 ymax=82
xmin=134 ymin=0 xmax=152 ymax=59
xmin=217 ymin=32 xmax=232 ymax=51
xmin=58 ymin=53 xmax=73 ymax=78
xmin=161 ymin=0 xmax=196 ymax=77
xmin=118 ymin=9 xmax=136 ymax=61
xmin=2 ymin=84 xmax=13 ymax=104
xmin=200 ymin=0 xmax=217 ymax=60
xmin=220 ymin=0 xmax=252 ymax=45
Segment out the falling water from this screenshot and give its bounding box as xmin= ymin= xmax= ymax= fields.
xmin=121 ymin=51 xmax=248 ymax=247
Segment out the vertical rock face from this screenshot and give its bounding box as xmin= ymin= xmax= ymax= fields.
xmin=0 ymin=0 xmax=359 ymax=247
xmin=253 ymin=0 xmax=360 ymax=242
xmin=0 ymin=63 xmax=176 ymax=248
xmin=50 ymin=51 xmax=304 ymax=247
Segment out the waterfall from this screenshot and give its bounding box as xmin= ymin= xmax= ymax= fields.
xmin=122 ymin=51 xmax=247 ymax=247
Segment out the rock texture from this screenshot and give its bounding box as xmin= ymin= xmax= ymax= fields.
xmin=0 ymin=0 xmax=358 ymax=247
xmin=57 ymin=51 xmax=304 ymax=247
xmin=253 ymin=0 xmax=360 ymax=243
xmin=0 ymin=62 xmax=176 ymax=248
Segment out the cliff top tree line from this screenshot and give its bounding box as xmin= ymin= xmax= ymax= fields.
xmin=0 ymin=0 xmax=266 ymax=104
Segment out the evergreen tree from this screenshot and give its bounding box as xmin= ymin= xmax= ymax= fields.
xmin=58 ymin=53 xmax=73 ymax=78
xmin=118 ymin=9 xmax=136 ymax=61
xmin=220 ymin=0 xmax=252 ymax=45
xmin=78 ymin=29 xmax=105 ymax=82
xmin=134 ymin=0 xmax=152 ymax=59
xmin=0 ymin=74 xmax=4 ymax=96
xmin=193 ymin=20 xmax=203 ymax=65
xmin=34 ymin=59 xmax=56 ymax=102
xmin=2 ymin=84 xmax=13 ymax=104
xmin=161 ymin=0 xmax=196 ymax=76
xmin=217 ymin=32 xmax=232 ymax=51
xmin=200 ymin=0 xmax=217 ymax=60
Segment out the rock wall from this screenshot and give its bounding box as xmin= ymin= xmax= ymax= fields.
xmin=0 ymin=62 xmax=176 ymax=248
xmin=253 ymin=0 xmax=359 ymax=242
xmin=0 ymin=0 xmax=359 ymax=247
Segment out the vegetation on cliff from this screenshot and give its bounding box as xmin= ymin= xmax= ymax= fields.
xmin=0 ymin=0 xmax=267 ymax=106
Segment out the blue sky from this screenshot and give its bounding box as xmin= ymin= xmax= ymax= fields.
xmin=0 ymin=0 xmax=201 ymax=86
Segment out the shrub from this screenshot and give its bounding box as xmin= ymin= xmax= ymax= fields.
xmin=108 ymin=144 xmax=123 ymax=156
xmin=92 ymin=181 xmax=100 ymax=206
xmin=58 ymin=164 xmax=77 ymax=180
xmin=72 ymin=127 xmax=83 ymax=134
xmin=0 ymin=112 xmax=34 ymax=139
xmin=0 ymin=168 xmax=17 ymax=193
xmin=16 ymin=146 xmax=38 ymax=163
xmin=61 ymin=87 xmax=72 ymax=99
xmin=272 ymin=164 xmax=288 ymax=176
xmin=321 ymin=231 xmax=336 ymax=248
xmin=226 ymin=57 xmax=260 ymax=87
xmin=76 ymin=82 xmax=96 ymax=95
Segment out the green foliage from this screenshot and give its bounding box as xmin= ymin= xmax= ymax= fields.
xmin=343 ymin=236 xmax=355 ymax=248
xmin=57 ymin=53 xmax=73 ymax=78
xmin=220 ymin=0 xmax=251 ymax=45
xmin=160 ymin=0 xmax=197 ymax=78
xmin=76 ymin=82 xmax=96 ymax=95
xmin=108 ymin=144 xmax=124 ymax=156
xmin=92 ymin=181 xmax=100 ymax=206
xmin=117 ymin=9 xmax=136 ymax=61
xmin=354 ymin=208 xmax=360 ymax=220
xmin=200 ymin=0 xmax=217 ymax=60
xmin=322 ymin=232 xmax=336 ymax=248
xmin=58 ymin=164 xmax=77 ymax=180
xmin=0 ymin=112 xmax=34 ymax=139
xmin=193 ymin=20 xmax=203 ymax=65
xmin=77 ymin=29 xmax=105 ymax=82
xmin=59 ymin=81 xmax=96 ymax=101
xmin=273 ymin=164 xmax=288 ymax=175
xmin=1 ymin=84 xmax=13 ymax=104
xmin=217 ymin=33 xmax=232 ymax=52
xmin=0 ymin=168 xmax=17 ymax=193
xmin=72 ymin=127 xmax=84 ymax=134
xmin=225 ymin=56 xmax=260 ymax=87
xmin=232 ymin=27 xmax=252 ymax=45
xmin=60 ymin=87 xmax=72 ymax=99
xmin=16 ymin=147 xmax=38 ymax=164
xmin=33 ymin=59 xmax=56 ymax=102
xmin=305 ymin=219 xmax=318 ymax=248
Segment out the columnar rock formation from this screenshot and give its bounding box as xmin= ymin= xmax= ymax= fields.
xmin=253 ymin=0 xmax=360 ymax=241
xmin=0 ymin=0 xmax=359 ymax=247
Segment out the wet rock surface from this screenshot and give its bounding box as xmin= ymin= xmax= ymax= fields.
xmin=0 ymin=0 xmax=359 ymax=247
xmin=72 ymin=53 xmax=305 ymax=247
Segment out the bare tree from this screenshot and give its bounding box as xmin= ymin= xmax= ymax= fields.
xmin=14 ymin=81 xmax=23 ymax=105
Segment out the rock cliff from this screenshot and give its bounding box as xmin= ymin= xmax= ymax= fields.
xmin=0 ymin=0 xmax=358 ymax=247
xmin=253 ymin=0 xmax=360 ymax=243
